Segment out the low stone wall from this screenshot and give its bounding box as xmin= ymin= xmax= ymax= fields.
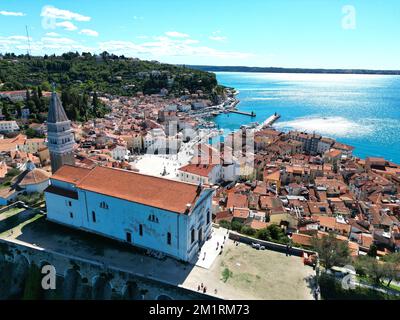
xmin=0 ymin=239 xmax=218 ymax=300
xmin=0 ymin=201 xmax=24 ymax=214
xmin=228 ymin=231 xmax=316 ymax=257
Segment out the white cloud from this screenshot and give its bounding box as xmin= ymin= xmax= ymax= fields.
xmin=7 ymin=35 xmax=31 ymax=41
xmin=209 ymin=31 xmax=227 ymax=42
xmin=79 ymin=29 xmax=99 ymax=37
xmin=40 ymin=5 xmax=90 ymax=22
xmin=99 ymin=35 xmax=253 ymax=60
xmin=41 ymin=37 xmax=76 ymax=44
xmin=0 ymin=10 xmax=26 ymax=16
xmin=165 ymin=31 xmax=190 ymax=38
xmin=209 ymin=36 xmax=227 ymax=42
xmin=133 ymin=16 xmax=144 ymax=20
xmin=45 ymin=32 xmax=61 ymax=37
xmin=0 ymin=35 xmax=32 ymax=51
xmin=1 ymin=31 xmax=252 ymax=63
xmin=56 ymin=21 xmax=78 ymax=31
xmin=0 ymin=33 xmax=93 ymax=54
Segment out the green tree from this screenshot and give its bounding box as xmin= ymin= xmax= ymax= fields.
xmin=255 ymin=228 xmax=271 ymax=241
xmin=241 ymin=226 xmax=256 ymax=236
xmin=368 ymin=244 xmax=378 ymax=257
xmin=311 ymin=233 xmax=350 ymax=270
xmin=2 ymin=104 xmax=11 ymax=120
xmin=218 ymin=220 xmax=231 ymax=230
xmin=357 ymin=256 xmax=386 ymax=285
xmin=231 ymin=220 xmax=243 ymax=232
xmin=92 ymin=91 xmax=99 ymax=118
xmin=382 ymin=253 xmax=400 ymax=287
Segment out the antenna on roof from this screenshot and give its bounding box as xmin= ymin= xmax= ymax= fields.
xmin=25 ymin=25 xmax=31 ymax=57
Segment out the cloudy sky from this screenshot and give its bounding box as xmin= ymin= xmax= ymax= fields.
xmin=0 ymin=0 xmax=399 ymax=69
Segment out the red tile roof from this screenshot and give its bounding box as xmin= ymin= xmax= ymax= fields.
xmin=179 ymin=162 xmax=217 ymax=177
xmin=51 ymin=165 xmax=205 ymax=214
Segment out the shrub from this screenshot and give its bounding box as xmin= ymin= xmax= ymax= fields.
xmin=218 ymin=220 xmax=231 ymax=230
xmin=231 ymin=220 xmax=243 ymax=232
xmin=221 ymin=268 xmax=233 ymax=283
xmin=241 ymin=226 xmax=256 ymax=236
xmin=255 ymin=228 xmax=271 ymax=241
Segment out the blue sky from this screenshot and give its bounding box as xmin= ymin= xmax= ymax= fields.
xmin=0 ymin=0 xmax=399 ymax=69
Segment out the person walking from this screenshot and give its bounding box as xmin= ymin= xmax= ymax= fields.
xmin=314 ymin=287 xmax=320 ymax=300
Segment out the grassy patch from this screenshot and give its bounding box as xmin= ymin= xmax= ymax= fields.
xmin=235 ymin=272 xmax=254 ymax=285
xmin=0 ymin=207 xmax=24 ymax=221
xmin=221 ymin=267 xmax=233 ymax=283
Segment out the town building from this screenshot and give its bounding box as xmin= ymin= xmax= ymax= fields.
xmin=0 ymin=120 xmax=20 ymax=133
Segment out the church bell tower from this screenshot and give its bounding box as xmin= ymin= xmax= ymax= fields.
xmin=47 ymin=84 xmax=75 ymax=173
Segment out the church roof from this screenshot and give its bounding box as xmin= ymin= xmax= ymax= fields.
xmin=47 ymin=91 xmax=69 ymax=123
xmin=17 ymin=168 xmax=51 ymax=186
xmin=51 ymin=165 xmax=206 ymax=214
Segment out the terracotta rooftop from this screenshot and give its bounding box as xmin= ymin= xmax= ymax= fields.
xmin=51 ymin=165 xmax=205 ymax=214
xmin=51 ymin=165 xmax=92 ymax=184
xmin=19 ymin=168 xmax=51 ymax=186
xmin=179 ymin=162 xmax=217 ymax=177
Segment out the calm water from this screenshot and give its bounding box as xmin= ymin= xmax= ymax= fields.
xmin=214 ymin=72 xmax=400 ymax=163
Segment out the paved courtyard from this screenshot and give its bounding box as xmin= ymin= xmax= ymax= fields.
xmin=192 ymin=226 xmax=229 ymax=269
xmin=0 ymin=210 xmax=316 ymax=300
xmin=130 ymin=130 xmax=219 ymax=179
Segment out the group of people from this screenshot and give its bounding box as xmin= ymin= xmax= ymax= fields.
xmin=216 ymin=236 xmax=226 ymax=255
xmin=197 ymin=283 xmax=218 ymax=295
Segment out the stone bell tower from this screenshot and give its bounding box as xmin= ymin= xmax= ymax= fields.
xmin=47 ymin=84 xmax=75 ymax=173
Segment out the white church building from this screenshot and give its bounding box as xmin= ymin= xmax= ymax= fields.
xmin=45 ymin=165 xmax=214 ymax=262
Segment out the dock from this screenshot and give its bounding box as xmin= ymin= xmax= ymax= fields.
xmin=230 ymin=110 xmax=256 ymax=117
xmin=255 ymin=113 xmax=281 ymax=131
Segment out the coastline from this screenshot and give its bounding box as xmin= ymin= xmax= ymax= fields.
xmin=189 ymin=65 xmax=400 ymax=76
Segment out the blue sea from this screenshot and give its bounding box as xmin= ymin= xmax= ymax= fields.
xmin=213 ymin=72 xmax=400 ymax=163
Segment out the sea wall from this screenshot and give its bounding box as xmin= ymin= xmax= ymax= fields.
xmin=0 ymin=239 xmax=217 ymax=300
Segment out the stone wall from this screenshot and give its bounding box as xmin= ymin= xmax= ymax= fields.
xmin=228 ymin=231 xmax=316 ymax=257
xmin=0 ymin=239 xmax=218 ymax=300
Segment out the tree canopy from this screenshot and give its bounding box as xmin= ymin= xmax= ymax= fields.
xmin=0 ymin=52 xmax=219 ymax=97
xmin=311 ymin=233 xmax=350 ymax=269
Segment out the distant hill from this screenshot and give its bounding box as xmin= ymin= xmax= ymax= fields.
xmin=187 ymin=65 xmax=400 ymax=75
xmin=0 ymin=52 xmax=220 ymax=96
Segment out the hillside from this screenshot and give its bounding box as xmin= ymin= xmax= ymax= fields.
xmin=0 ymin=52 xmax=220 ymax=96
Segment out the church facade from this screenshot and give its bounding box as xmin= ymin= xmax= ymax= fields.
xmin=45 ymin=165 xmax=214 ymax=262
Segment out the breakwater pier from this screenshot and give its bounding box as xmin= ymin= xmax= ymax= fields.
xmin=255 ymin=113 xmax=281 ymax=131
xmin=229 ymin=110 xmax=256 ymax=117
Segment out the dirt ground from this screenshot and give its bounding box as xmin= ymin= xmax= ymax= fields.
xmin=183 ymin=238 xmax=316 ymax=300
